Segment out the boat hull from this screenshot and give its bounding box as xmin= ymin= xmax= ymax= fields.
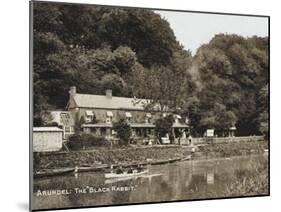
xmin=34 ymin=168 xmax=74 ymax=178
xmin=105 ymin=169 xmax=148 ymax=178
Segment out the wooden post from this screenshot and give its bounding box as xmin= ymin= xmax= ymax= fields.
xmin=172 ymin=128 xmax=176 ymax=144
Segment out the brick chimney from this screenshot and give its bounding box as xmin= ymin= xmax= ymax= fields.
xmin=105 ymin=89 xmax=112 ymax=99
xmin=69 ymin=86 xmax=77 ymax=97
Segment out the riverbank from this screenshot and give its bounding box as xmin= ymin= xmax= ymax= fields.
xmin=34 ymin=145 xmax=186 ymax=170
xmin=195 ymin=140 xmax=268 ymax=158
xmin=34 ymin=140 xmax=268 ymax=170
xmin=225 ymin=157 xmax=268 ymax=196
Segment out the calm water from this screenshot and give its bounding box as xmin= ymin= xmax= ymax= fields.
xmin=33 ymin=154 xmax=268 ymax=210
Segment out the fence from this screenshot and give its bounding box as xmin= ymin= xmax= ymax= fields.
xmin=180 ymin=135 xmax=264 ymax=145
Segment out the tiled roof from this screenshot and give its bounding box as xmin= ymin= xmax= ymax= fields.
xmin=72 ymin=94 xmax=153 ymax=110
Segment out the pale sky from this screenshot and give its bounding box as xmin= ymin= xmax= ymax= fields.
xmin=155 ymin=10 xmax=268 ymax=55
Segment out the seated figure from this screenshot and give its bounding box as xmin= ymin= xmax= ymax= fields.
xmin=116 ymin=166 xmax=123 ymax=174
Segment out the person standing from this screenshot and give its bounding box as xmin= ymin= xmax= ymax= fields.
xmin=188 ymin=134 xmax=192 ymax=145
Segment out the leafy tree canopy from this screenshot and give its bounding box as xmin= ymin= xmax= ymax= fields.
xmin=192 ymin=34 xmax=268 ymax=135
xmin=33 ymin=2 xmax=187 ymax=126
xmin=33 ymin=2 xmax=268 ymax=137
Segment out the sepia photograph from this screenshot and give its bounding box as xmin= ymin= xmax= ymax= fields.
xmin=30 ymin=1 xmax=269 ymax=211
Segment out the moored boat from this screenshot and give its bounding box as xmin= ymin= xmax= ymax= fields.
xmin=150 ymin=158 xmax=181 ymax=165
xmin=34 ymin=168 xmax=74 ymax=178
xmin=77 ymin=164 xmax=109 ymax=172
xmin=181 ymin=155 xmax=192 ymax=161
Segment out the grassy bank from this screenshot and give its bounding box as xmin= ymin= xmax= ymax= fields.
xmin=199 ymin=156 xmax=269 ymax=198
xmin=225 ymin=158 xmax=268 ymax=196
xmin=196 ymin=140 xmax=268 ymax=158
xmin=34 ymin=140 xmax=268 ymax=170
xmin=34 ymin=146 xmax=185 ymax=169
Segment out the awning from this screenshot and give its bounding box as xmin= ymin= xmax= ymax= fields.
xmin=125 ymin=112 xmax=132 ymax=118
xmin=81 ymin=123 xmax=112 ymax=128
xmin=130 ymin=123 xmax=155 ymax=128
xmin=106 ymin=111 xmax=113 ymax=117
xmin=85 ymin=110 xmax=94 ymax=116
xmin=172 ymin=123 xmax=189 ymax=128
xmin=146 ymin=113 xmax=152 ymax=118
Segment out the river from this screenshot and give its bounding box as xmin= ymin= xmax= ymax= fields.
xmin=32 ymin=154 xmax=268 ymax=210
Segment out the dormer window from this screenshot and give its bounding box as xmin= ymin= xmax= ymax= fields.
xmin=185 ymin=117 xmax=190 ymax=125
xmin=106 ymin=111 xmax=113 ymax=123
xmin=145 ymin=113 xmax=152 ymax=123
xmin=174 ymin=114 xmax=181 ymax=123
xmin=125 ymin=112 xmax=132 ymax=122
xmin=85 ymin=110 xmax=94 ymax=123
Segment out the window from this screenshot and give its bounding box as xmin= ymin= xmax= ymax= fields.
xmin=106 ymin=111 xmax=113 ymax=123
xmin=125 ymin=112 xmax=132 ymax=118
xmin=125 ymin=112 xmax=132 ymax=122
xmin=145 ymin=113 xmax=152 ymax=123
xmin=174 ymin=114 xmax=181 ymax=123
xmin=85 ymin=110 xmax=94 ymax=123
xmin=106 ymin=111 xmax=113 ymax=117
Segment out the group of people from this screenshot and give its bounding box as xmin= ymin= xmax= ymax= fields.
xmin=114 ymin=165 xmax=144 ymax=174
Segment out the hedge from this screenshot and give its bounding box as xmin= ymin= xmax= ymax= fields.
xmin=68 ymin=133 xmax=110 ymax=150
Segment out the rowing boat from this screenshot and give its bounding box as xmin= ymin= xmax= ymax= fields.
xmin=105 ymin=169 xmax=148 ymax=178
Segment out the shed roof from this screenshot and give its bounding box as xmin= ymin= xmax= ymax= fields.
xmin=33 ymin=127 xmax=63 ymax=132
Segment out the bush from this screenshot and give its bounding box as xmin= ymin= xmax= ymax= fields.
xmin=68 ymin=133 xmax=110 ymax=150
xmin=155 ymin=114 xmax=174 ymax=143
xmin=113 ymin=119 xmax=132 ymax=145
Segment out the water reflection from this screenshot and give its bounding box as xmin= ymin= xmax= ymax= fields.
xmin=33 ymin=155 xmax=268 ymax=210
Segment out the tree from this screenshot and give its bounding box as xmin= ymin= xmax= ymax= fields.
xmin=32 ymin=2 xmax=269 ymax=138
xmin=33 ymin=2 xmax=182 ymax=67
xmin=155 ymin=115 xmax=174 ymax=144
xmin=113 ymin=119 xmax=132 ymax=145
xmin=131 ymin=49 xmax=194 ymax=112
xmin=193 ymin=34 xmax=268 ymax=136
xmin=256 ymin=84 xmax=269 ymax=139
xmin=33 ymin=2 xmax=186 ymax=125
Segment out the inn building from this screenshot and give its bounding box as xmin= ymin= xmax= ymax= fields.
xmin=64 ymin=86 xmax=189 ymax=141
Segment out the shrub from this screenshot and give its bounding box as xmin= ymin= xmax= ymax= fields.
xmin=68 ymin=133 xmax=110 ymax=150
xmin=113 ymin=119 xmax=132 ymax=145
xmin=155 ymin=114 xmax=174 ymax=143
